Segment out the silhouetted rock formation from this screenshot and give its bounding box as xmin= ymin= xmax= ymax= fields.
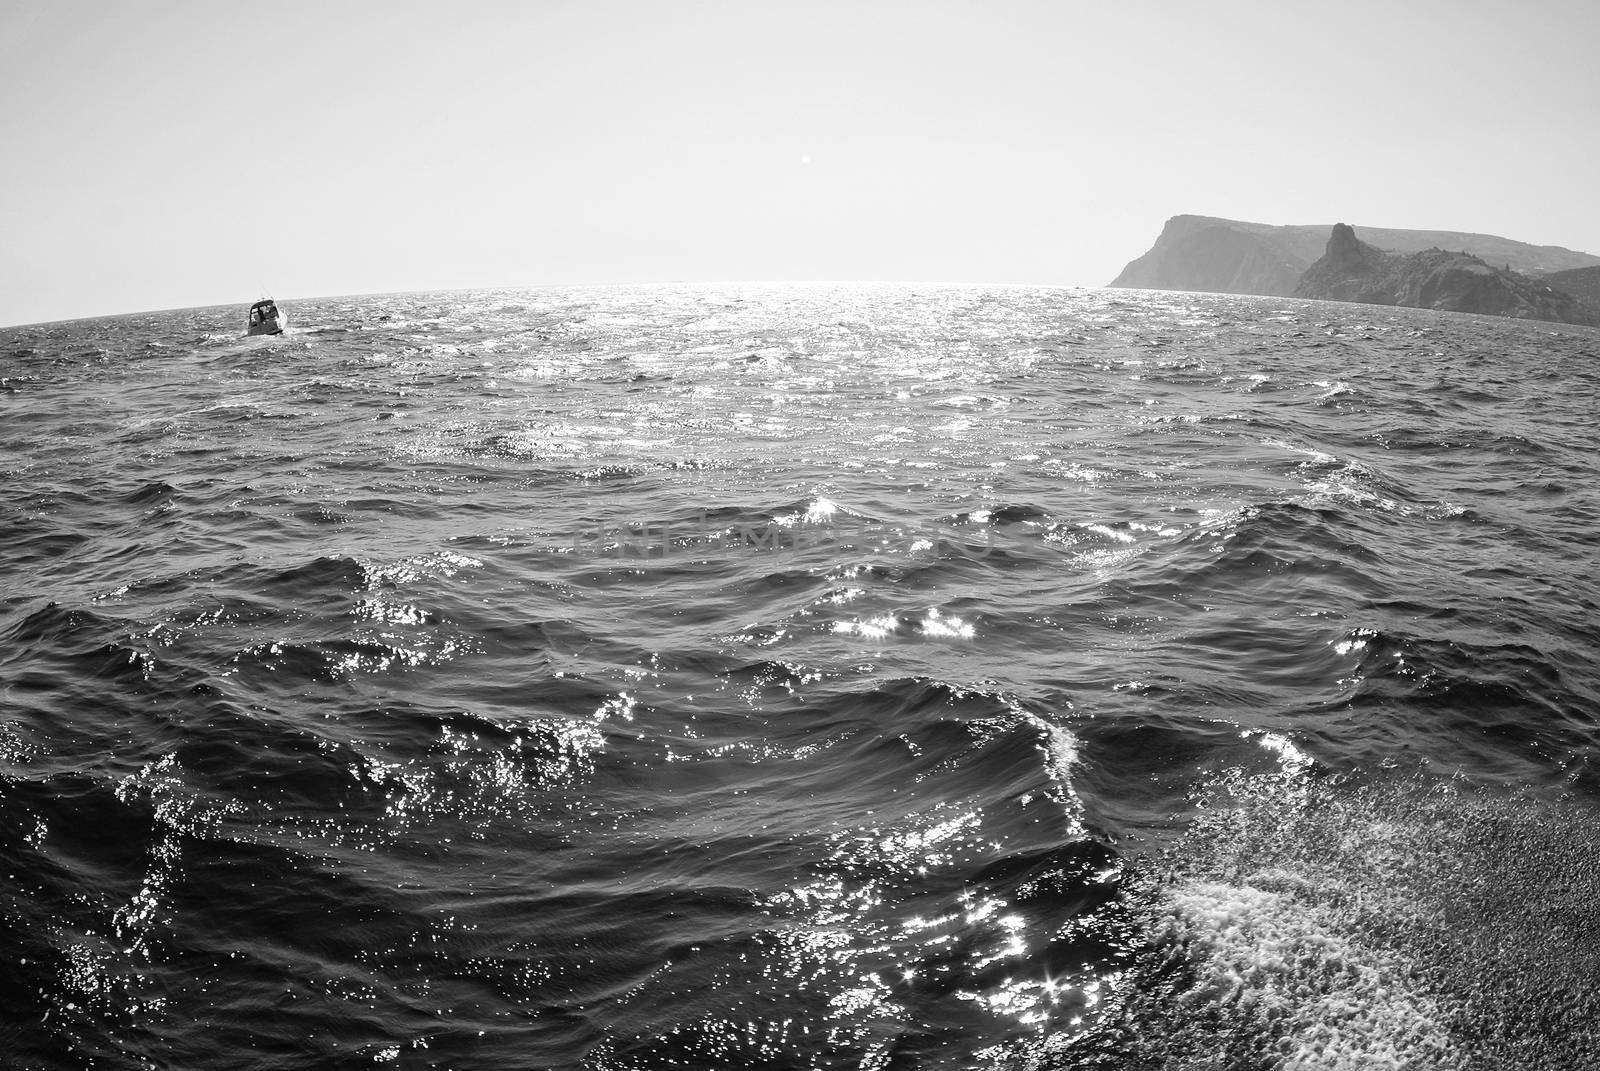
xmin=1111 ymin=215 xmax=1600 ymax=297
xmin=1293 ymin=224 xmax=1600 ymax=326
xmin=1110 ymin=218 xmax=1304 ymax=296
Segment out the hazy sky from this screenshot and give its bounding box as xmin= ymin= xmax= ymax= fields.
xmin=3 ymin=0 xmax=1597 ymax=326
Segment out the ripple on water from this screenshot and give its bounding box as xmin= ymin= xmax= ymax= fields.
xmin=2 ymin=287 xmax=1599 ymax=1069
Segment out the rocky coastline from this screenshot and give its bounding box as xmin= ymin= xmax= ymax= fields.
xmin=1111 ymin=215 xmax=1600 ymax=325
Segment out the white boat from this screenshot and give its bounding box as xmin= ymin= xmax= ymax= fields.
xmin=246 ymin=298 xmax=287 ymax=336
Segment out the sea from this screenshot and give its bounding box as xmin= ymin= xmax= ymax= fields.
xmin=3 ymin=284 xmax=1599 ymax=1070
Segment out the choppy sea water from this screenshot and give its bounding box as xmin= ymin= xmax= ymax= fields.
xmin=3 ymin=285 xmax=1600 ymax=1070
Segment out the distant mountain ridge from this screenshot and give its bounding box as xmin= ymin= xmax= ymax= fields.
xmin=1112 ymin=214 xmax=1600 ymax=298
xmin=1292 ymin=224 xmax=1599 ymax=327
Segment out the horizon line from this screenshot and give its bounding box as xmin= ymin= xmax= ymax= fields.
xmin=2 ymin=278 xmax=1113 ymax=330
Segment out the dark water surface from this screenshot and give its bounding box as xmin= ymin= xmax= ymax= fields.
xmin=3 ymin=285 xmax=1600 ymax=1069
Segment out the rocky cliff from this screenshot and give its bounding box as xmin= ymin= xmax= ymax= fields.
xmin=1111 ymin=214 xmax=1600 ymax=296
xmin=1109 ymin=217 xmax=1305 ymax=296
xmin=1539 ymin=265 xmax=1600 ymax=310
xmin=1292 ymin=224 xmax=1600 ymax=326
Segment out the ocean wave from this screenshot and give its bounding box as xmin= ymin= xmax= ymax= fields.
xmin=3 ymin=286 xmax=1599 ymax=1068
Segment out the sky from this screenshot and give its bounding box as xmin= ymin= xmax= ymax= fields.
xmin=2 ymin=0 xmax=1597 ymax=326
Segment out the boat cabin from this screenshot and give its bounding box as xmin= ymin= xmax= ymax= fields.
xmin=247 ymin=298 xmax=285 ymax=336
